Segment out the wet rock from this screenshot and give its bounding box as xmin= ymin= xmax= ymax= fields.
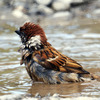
xmin=37 ymin=5 xmax=54 ymax=16
xmin=29 ymin=4 xmax=38 ymax=15
xmin=52 ymin=0 xmax=90 ymax=11
xmin=92 ymin=9 xmax=100 ymax=18
xmin=36 ymin=0 xmax=52 ymax=6
xmin=52 ymin=0 xmax=72 ymax=11
xmin=12 ymin=0 xmax=26 ymax=8
xmin=12 ymin=6 xmax=29 ymax=19
xmin=0 ymin=0 xmax=3 ymax=6
xmin=52 ymin=11 xmax=72 ymax=19
xmin=71 ymin=0 xmax=84 ymax=3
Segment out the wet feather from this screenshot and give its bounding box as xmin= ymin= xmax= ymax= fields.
xmin=15 ymin=22 xmax=100 ymax=83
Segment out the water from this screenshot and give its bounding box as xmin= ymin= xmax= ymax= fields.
xmin=0 ymin=19 xmax=100 ymax=98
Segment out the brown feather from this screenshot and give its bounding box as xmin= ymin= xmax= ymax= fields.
xmin=19 ymin=22 xmax=89 ymax=74
xmin=20 ymin=22 xmax=47 ymax=45
xmin=16 ymin=22 xmax=100 ymax=83
xmin=32 ymin=43 xmax=89 ymax=74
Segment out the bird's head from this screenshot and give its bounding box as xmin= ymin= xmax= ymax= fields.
xmin=15 ymin=22 xmax=47 ymax=48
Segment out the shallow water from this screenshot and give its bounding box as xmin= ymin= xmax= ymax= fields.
xmin=0 ymin=19 xmax=100 ymax=98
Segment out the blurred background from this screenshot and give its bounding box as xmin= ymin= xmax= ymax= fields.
xmin=0 ymin=0 xmax=100 ymax=99
xmin=1 ymin=0 xmax=100 ymax=25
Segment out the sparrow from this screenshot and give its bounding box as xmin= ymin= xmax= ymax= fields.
xmin=15 ymin=22 xmax=99 ymax=83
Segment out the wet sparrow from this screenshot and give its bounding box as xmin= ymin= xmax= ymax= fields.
xmin=15 ymin=22 xmax=99 ymax=83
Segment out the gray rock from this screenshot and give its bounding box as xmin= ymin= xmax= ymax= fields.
xmin=93 ymin=9 xmax=100 ymax=15
xmin=29 ymin=4 xmax=53 ymax=16
xmin=71 ymin=0 xmax=84 ymax=3
xmin=36 ymin=0 xmax=52 ymax=6
xmin=52 ymin=11 xmax=71 ymax=19
xmin=52 ymin=0 xmax=73 ymax=11
xmin=0 ymin=0 xmax=3 ymax=6
xmin=92 ymin=9 xmax=100 ymax=18
xmin=12 ymin=0 xmax=26 ymax=7
xmin=37 ymin=5 xmax=54 ymax=15
xmin=12 ymin=6 xmax=29 ymax=19
xmin=29 ymin=4 xmax=38 ymax=15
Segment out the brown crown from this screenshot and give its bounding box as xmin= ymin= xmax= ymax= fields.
xmin=20 ymin=22 xmax=47 ymax=45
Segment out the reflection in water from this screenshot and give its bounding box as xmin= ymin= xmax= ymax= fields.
xmin=28 ymin=83 xmax=85 ymax=97
xmin=0 ymin=20 xmax=100 ymax=98
xmin=28 ymin=80 xmax=100 ymax=97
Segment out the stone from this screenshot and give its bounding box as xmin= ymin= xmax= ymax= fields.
xmin=29 ymin=4 xmax=38 ymax=15
xmin=12 ymin=6 xmax=28 ymax=19
xmin=0 ymin=0 xmax=3 ymax=6
xmin=36 ymin=0 xmax=52 ymax=6
xmin=71 ymin=0 xmax=84 ymax=3
xmin=92 ymin=9 xmax=100 ymax=18
xmin=52 ymin=0 xmax=73 ymax=11
xmin=52 ymin=11 xmax=71 ymax=19
xmin=12 ymin=0 xmax=26 ymax=8
xmin=93 ymin=9 xmax=100 ymax=15
xmin=29 ymin=4 xmax=53 ymax=16
xmin=37 ymin=5 xmax=54 ymax=15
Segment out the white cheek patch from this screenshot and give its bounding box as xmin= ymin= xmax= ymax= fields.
xmin=26 ymin=35 xmax=41 ymax=49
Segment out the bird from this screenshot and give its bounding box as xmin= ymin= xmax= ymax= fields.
xmin=15 ymin=22 xmax=99 ymax=84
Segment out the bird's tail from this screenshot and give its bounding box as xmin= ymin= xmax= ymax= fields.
xmin=90 ymin=73 xmax=100 ymax=81
xmin=79 ymin=73 xmax=100 ymax=82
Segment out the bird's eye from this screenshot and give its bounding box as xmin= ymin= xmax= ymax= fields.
xmin=20 ymin=28 xmax=23 ymax=31
xmin=20 ymin=26 xmax=26 ymax=31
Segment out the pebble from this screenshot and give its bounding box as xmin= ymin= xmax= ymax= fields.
xmin=71 ymin=0 xmax=84 ymax=3
xmin=12 ymin=6 xmax=28 ymax=18
xmin=53 ymin=11 xmax=71 ymax=19
xmin=52 ymin=0 xmax=72 ymax=11
xmin=37 ymin=5 xmax=54 ymax=15
xmin=36 ymin=0 xmax=52 ymax=6
xmin=92 ymin=9 xmax=100 ymax=17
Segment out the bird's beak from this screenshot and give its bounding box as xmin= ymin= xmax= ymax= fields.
xmin=15 ymin=30 xmax=20 ymax=35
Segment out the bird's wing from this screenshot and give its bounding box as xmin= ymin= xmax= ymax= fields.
xmin=32 ymin=46 xmax=89 ymax=74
